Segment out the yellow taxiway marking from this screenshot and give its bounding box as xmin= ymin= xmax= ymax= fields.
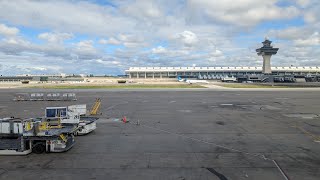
xmin=292 ymin=123 xmax=320 ymax=142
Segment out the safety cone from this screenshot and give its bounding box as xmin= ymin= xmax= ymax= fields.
xmin=122 ymin=116 xmax=127 ymax=123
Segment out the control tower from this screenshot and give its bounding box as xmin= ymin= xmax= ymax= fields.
xmin=256 ymin=38 xmax=279 ymax=74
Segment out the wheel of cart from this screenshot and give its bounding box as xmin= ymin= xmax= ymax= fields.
xmin=32 ymin=142 xmax=46 ymax=154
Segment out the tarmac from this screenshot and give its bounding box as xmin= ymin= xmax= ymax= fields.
xmin=0 ymin=89 xmax=320 ymax=180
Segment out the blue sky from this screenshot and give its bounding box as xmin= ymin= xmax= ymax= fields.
xmin=0 ymin=0 xmax=319 ymax=75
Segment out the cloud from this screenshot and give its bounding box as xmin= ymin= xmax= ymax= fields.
xmin=296 ymin=0 xmax=319 ymax=24
xmin=269 ymin=27 xmax=320 ymax=47
xmin=38 ymin=32 xmax=73 ymax=44
xmin=0 ymin=35 xmax=99 ymax=61
xmin=98 ymin=39 xmax=108 ymax=45
xmin=176 ymin=31 xmax=198 ymax=47
xmin=73 ymin=40 xmax=100 ymax=59
xmin=106 ymin=37 xmax=122 ymax=45
xmin=104 ymin=34 xmax=147 ymax=48
xmin=186 ymin=0 xmax=300 ymax=27
xmin=0 ymin=0 xmax=319 ymax=75
xmin=120 ymin=0 xmax=162 ymax=20
xmin=152 ymin=46 xmax=166 ymax=54
xmin=294 ymin=32 xmax=320 ymax=46
xmin=295 ymin=0 xmax=311 ymax=7
xmin=211 ymin=49 xmax=223 ymax=57
xmin=96 ymin=59 xmax=121 ymax=66
xmin=0 ymin=37 xmax=33 ymax=55
xmin=270 ymin=27 xmax=311 ymax=40
xmin=0 ymin=23 xmax=19 ymax=36
xmin=0 ymin=0 xmax=135 ymax=36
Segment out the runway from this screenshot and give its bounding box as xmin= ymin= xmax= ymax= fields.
xmin=1 ymin=89 xmax=320 ymax=180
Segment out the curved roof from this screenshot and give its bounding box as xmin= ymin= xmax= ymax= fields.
xmin=126 ymin=67 xmax=320 ymax=73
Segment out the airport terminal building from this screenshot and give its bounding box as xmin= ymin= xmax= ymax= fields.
xmin=125 ymin=66 xmax=320 ymax=79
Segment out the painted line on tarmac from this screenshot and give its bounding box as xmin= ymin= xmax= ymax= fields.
xmin=292 ymin=123 xmax=320 ymax=142
xmin=127 ymin=120 xmax=291 ymax=180
xmin=205 ymin=168 xmax=228 ymax=180
xmin=273 ymin=160 xmax=290 ymax=180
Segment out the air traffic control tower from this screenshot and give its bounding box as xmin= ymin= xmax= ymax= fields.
xmin=256 ymin=38 xmax=279 ymax=74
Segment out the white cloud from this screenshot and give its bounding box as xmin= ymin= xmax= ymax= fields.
xmin=98 ymin=34 xmax=145 ymax=47
xmin=76 ymin=40 xmax=95 ymax=50
xmin=3 ymin=37 xmax=29 ymax=46
xmin=208 ymin=49 xmax=225 ymax=62
xmin=98 ymin=39 xmax=108 ymax=45
xmin=0 ymin=24 xmax=19 ymax=36
xmin=96 ymin=59 xmax=121 ymax=66
xmin=300 ymin=0 xmax=320 ymax=24
xmin=0 ymin=36 xmax=34 ymax=55
xmin=304 ymin=11 xmax=317 ymax=23
xmin=152 ymin=46 xmax=167 ymax=54
xmin=73 ymin=40 xmax=99 ymax=59
xmin=0 ymin=0 xmax=319 ymax=74
xmin=120 ymin=0 xmax=162 ymax=19
xmin=211 ymin=49 xmax=223 ymax=57
xmin=294 ymin=32 xmax=320 ymax=46
xmin=296 ymin=0 xmax=311 ymax=7
xmin=104 ymin=34 xmax=146 ymax=48
xmin=38 ymin=32 xmax=73 ymax=43
xmin=187 ymin=0 xmax=300 ymax=27
xmin=270 ymin=27 xmax=320 ymax=47
xmin=176 ymin=31 xmax=198 ymax=47
xmin=270 ymin=27 xmax=310 ymax=40
xmin=0 ymin=0 xmax=135 ymax=36
xmin=107 ymin=37 xmax=122 ymax=45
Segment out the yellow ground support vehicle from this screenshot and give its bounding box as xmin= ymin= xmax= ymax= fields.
xmin=0 ymin=117 xmax=76 ymax=155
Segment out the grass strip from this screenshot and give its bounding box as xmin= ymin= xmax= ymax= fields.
xmin=217 ymin=84 xmax=303 ymax=88
xmin=29 ymin=84 xmax=206 ymax=89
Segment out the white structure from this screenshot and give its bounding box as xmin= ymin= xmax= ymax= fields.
xmin=256 ymin=39 xmax=279 ymax=74
xmin=262 ymin=55 xmax=272 ymax=74
xmin=125 ymin=66 xmax=320 ymax=78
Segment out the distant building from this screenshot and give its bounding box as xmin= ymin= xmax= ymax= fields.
xmin=1 ymin=74 xmax=84 ymax=82
xmin=125 ymin=66 xmax=320 ymax=78
xmin=0 ymin=76 xmax=33 ymax=82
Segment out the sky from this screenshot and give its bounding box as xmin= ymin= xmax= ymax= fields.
xmin=0 ymin=0 xmax=319 ymax=75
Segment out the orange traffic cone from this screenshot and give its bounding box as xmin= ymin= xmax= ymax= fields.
xmin=122 ymin=116 xmax=127 ymax=123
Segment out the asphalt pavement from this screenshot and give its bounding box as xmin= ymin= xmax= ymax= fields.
xmin=1 ymin=89 xmax=320 ymax=180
